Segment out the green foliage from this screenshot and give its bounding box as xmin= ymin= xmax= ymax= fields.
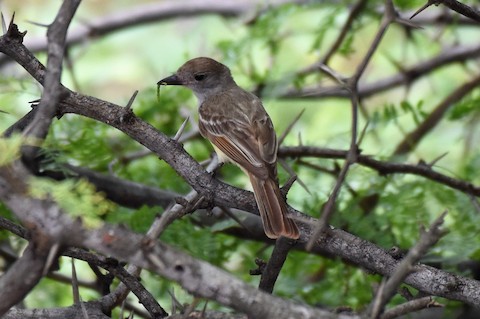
xmin=374 ymin=99 xmax=427 ymax=126
xmin=448 ymin=90 xmax=480 ymax=120
xmin=29 ymin=178 xmax=115 ymax=227
xmin=120 ymin=205 xmax=161 ymax=234
xmin=139 ymin=87 xmax=193 ymax=136
xmin=0 ymin=134 xmax=23 ymax=166
xmin=393 ymin=0 xmax=426 ymax=10
xmin=45 ymin=116 xmax=118 ymax=171
xmin=161 ymin=218 xmax=251 ymax=267
xmin=400 ymin=100 xmax=427 ymax=125
xmin=460 ymin=153 xmax=480 ymax=184
xmin=285 ymin=252 xmax=376 ymax=309
xmin=310 ymin=6 xmax=340 ymax=53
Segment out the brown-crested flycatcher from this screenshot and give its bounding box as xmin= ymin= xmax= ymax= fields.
xmin=158 ymin=57 xmax=299 ymax=239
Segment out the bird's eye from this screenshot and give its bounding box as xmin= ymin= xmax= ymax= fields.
xmin=194 ymin=73 xmax=207 ymax=81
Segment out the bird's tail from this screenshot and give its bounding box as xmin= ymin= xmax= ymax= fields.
xmin=249 ymin=174 xmax=300 ymax=239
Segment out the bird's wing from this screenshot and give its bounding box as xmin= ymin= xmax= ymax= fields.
xmin=199 ymin=96 xmax=277 ymax=180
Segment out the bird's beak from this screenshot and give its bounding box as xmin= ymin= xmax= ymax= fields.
xmin=157 ymin=74 xmax=182 ymax=86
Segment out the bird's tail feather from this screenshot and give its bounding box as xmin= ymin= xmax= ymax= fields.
xmin=249 ymin=175 xmax=300 ymax=239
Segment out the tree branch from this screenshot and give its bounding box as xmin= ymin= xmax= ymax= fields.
xmin=259 ymin=237 xmax=294 ymax=293
xmin=279 ymin=146 xmax=480 ymax=197
xmin=22 ymin=0 xmax=81 ymax=165
xmin=0 ymin=243 xmax=51 ymax=315
xmin=3 ymin=302 xmax=110 ymax=319
xmin=367 ymin=211 xmax=447 ymax=318
xmin=283 ymin=44 xmax=480 ymax=99
xmin=0 ymin=0 xmax=307 ymax=66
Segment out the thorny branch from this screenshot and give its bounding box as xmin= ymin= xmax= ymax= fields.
xmin=21 ymin=0 xmax=81 ymax=163
xmin=307 ymin=0 xmax=397 ymax=249
xmin=367 ymin=211 xmax=447 ymax=318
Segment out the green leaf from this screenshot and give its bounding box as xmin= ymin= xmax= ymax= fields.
xmin=0 ymin=134 xmax=23 ymax=166
xmin=29 ymin=178 xmax=116 ymax=227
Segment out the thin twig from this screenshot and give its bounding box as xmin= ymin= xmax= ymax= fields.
xmin=380 ymin=296 xmax=442 ymax=319
xmin=278 ymin=158 xmax=311 ymax=195
xmin=277 ymin=108 xmax=305 ymax=146
xmin=306 ymin=0 xmax=399 ymax=250
xmin=367 ymin=211 xmax=448 ymax=318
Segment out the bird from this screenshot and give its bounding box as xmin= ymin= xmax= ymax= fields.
xmin=158 ymin=57 xmax=299 ymax=240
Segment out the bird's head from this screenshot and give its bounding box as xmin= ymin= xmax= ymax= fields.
xmin=158 ymin=57 xmax=235 ymax=102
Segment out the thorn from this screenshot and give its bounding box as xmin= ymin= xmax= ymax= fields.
xmin=9 ymin=12 xmax=15 ymax=29
xmin=43 ymin=243 xmax=60 ymax=276
xmin=428 ymin=152 xmax=448 ymax=167
xmin=278 ymin=159 xmax=311 ymax=195
xmin=218 ymin=205 xmax=254 ymax=234
xmin=173 ymin=117 xmax=189 ymax=141
xmin=282 ymin=173 xmax=297 ymax=193
xmin=25 ymin=20 xmax=49 ymax=28
xmin=168 ymin=288 xmax=184 ymax=314
xmin=71 ymin=258 xmax=80 ymax=304
xmin=146 ymin=252 xmax=166 ymax=270
xmin=120 ymin=297 xmax=126 ymax=319
xmin=357 ymin=120 xmax=369 ymax=146
xmin=125 ymin=90 xmax=138 ymax=110
xmin=5 ymin=12 xmax=26 ymax=39
xmin=201 ymin=300 xmax=209 ymax=317
xmin=395 ymin=17 xmax=424 ymax=29
xmin=410 ymin=1 xmax=437 ymax=20
xmin=119 ymin=90 xmax=138 ymax=123
xmin=205 ymin=154 xmax=221 ymax=173
xmin=298 ymin=131 xmax=303 ymax=146
xmin=318 ymin=64 xmax=347 ymax=85
xmin=1 ymin=12 xmax=6 ymax=34
xmin=278 ymin=108 xmax=305 ymax=146
xmin=107 ymin=158 xmax=118 ymax=176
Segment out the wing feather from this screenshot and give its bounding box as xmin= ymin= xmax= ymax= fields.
xmin=198 ymin=90 xmax=277 ymax=179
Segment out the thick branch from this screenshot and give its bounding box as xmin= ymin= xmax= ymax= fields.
xmin=259 ymin=237 xmax=294 ymax=293
xmin=2 ymin=159 xmax=480 ymax=310
xmin=0 ymin=164 xmax=359 ymax=319
xmin=22 ymin=0 xmax=81 ymax=143
xmin=3 ymin=302 xmax=110 ymax=319
xmin=0 ymin=243 xmax=50 ymax=315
